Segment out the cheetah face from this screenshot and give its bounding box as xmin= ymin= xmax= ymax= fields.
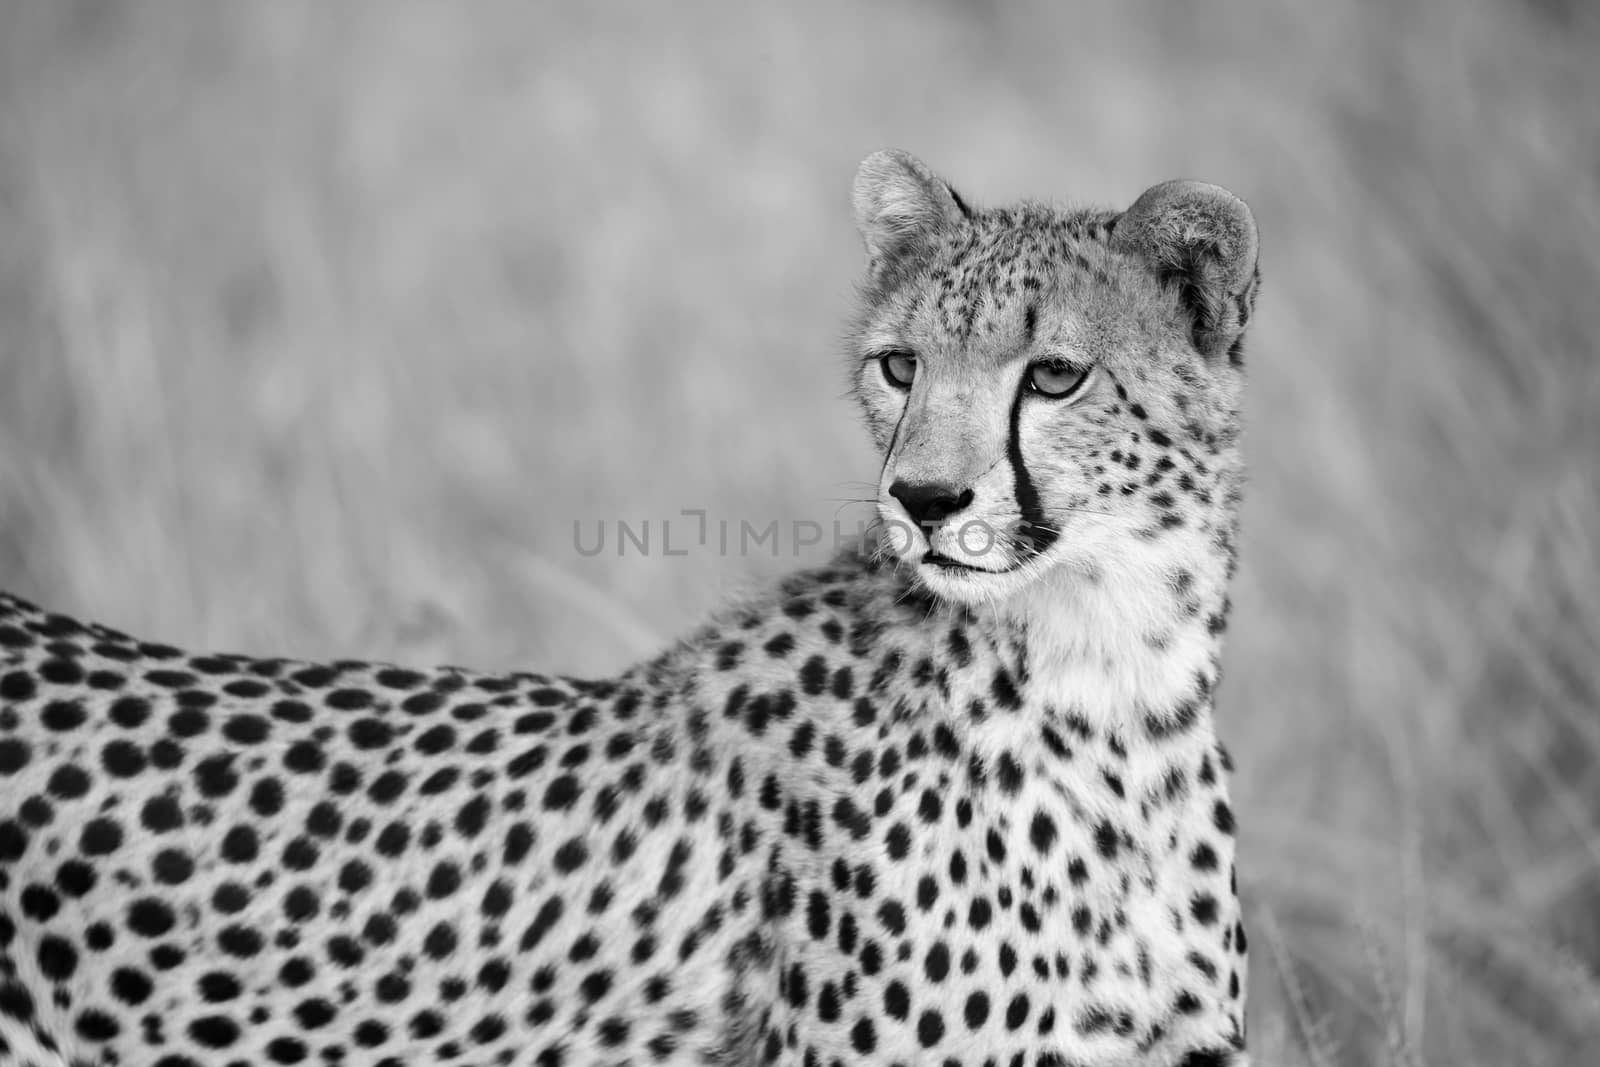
xmin=848 ymin=151 xmax=1260 ymax=607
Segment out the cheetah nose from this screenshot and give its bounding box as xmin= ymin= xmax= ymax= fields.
xmin=889 ymin=480 xmax=975 ymax=527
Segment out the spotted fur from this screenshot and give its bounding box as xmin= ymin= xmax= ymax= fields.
xmin=0 ymin=151 xmax=1259 ymax=1066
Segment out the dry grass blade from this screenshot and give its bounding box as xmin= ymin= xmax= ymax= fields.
xmin=1357 ymin=920 xmax=1423 ymax=1067
xmin=1258 ymin=905 xmax=1342 ymax=1067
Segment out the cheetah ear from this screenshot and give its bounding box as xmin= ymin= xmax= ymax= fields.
xmin=1113 ymin=180 xmax=1260 ymax=363
xmin=852 ymin=149 xmax=972 ymax=272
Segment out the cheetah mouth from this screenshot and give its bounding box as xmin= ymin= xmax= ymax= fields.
xmin=920 ymin=551 xmax=1018 ymax=576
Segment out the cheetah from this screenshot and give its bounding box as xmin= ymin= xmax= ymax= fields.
xmin=0 ymin=150 xmax=1260 ymax=1067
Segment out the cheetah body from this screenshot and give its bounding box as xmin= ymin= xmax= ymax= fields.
xmin=0 ymin=152 xmax=1259 ymax=1067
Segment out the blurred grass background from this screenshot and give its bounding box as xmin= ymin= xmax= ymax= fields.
xmin=1 ymin=1 xmax=1597 ymax=1062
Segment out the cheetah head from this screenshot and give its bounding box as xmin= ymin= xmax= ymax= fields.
xmin=849 ymin=150 xmax=1260 ymax=608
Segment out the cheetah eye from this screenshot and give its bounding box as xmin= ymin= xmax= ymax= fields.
xmin=879 ymin=351 xmax=918 ymax=390
xmin=1027 ymin=361 xmax=1091 ymax=399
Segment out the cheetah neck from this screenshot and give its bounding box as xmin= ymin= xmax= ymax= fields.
xmin=986 ymin=527 xmax=1230 ymax=737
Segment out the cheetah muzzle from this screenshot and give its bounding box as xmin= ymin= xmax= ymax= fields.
xmin=0 ymin=150 xmax=1260 ymax=1067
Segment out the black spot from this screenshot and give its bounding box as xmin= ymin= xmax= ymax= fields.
xmin=211 ymin=882 xmax=250 ymax=914
xmin=579 ymin=969 xmax=614 ymax=1004
xmin=850 ymin=1017 xmax=877 ymax=1054
xmin=656 ymin=837 xmax=692 ymax=898
xmin=415 ymin=724 xmax=456 ymax=755
xmin=108 ymin=696 xmax=151 ymax=728
xmin=995 ymin=752 xmax=1023 ymax=794
xmin=55 ymin=859 xmax=96 ymax=897
xmin=990 ymin=667 xmax=1023 ymax=711
xmin=280 ymin=884 xmax=319 ymax=922
xmin=347 ymin=717 xmax=393 ymax=749
xmin=402 ymin=691 xmax=445 ymax=716
xmin=279 ymin=964 xmax=327 ymax=999
xmin=167 ymin=706 xmax=211 ymax=737
xmin=41 ymin=699 xmax=88 ymax=731
xmin=75 ymin=1008 xmax=120 ymax=1042
xmin=250 ymin=776 xmax=286 ymax=817
xmin=327 ymin=686 xmax=373 ymax=710
xmin=355 ymin=1018 xmax=391 ymax=1047
xmin=94 ymin=737 xmax=146 ymax=778
xmin=924 ymin=942 xmax=950 ymax=982
xmin=189 ymin=1015 xmax=242 ymax=1048
xmin=543 ymin=775 xmax=582 ymax=811
xmin=885 ymin=822 xmax=911 ymax=860
xmin=193 ymin=754 xmax=239 ymax=798
xmin=148 ymin=668 xmax=198 ymax=689
xmin=199 ymin=972 xmax=241 ymax=1002
xmin=17 ymin=795 xmax=50 ymax=826
xmin=284 ymin=740 xmax=325 ymax=775
xmin=127 ymin=898 xmax=176 ymax=938
xmin=21 ymin=884 xmax=62 ymax=920
xmin=883 ymin=980 xmax=910 ymax=1020
xmin=40 ymin=658 xmax=84 ymax=685
xmin=362 ymin=771 xmax=407 ymax=807
xmin=553 ymin=838 xmax=589 ymax=875
xmin=152 ymin=848 xmax=196 ymax=885
xmin=0 ymin=738 xmax=31 ymax=775
xmin=223 ymin=714 xmax=272 ymax=745
xmin=81 ymin=816 xmax=125 ymax=854
xmin=0 ymin=819 xmax=28 ymax=861
xmin=424 ymin=922 xmax=458 ymax=959
xmin=817 ymin=981 xmax=840 ymax=1022
xmin=375 ymin=973 xmax=410 ymax=1004
xmin=519 ymin=897 xmax=564 ymax=951
xmin=36 ymin=934 xmax=78 ymax=981
xmin=110 ymin=966 xmax=154 ymax=1005
xmin=221 ymin=825 xmax=259 ymax=864
xmin=0 ymin=670 xmax=36 ymax=701
xmin=294 ymin=997 xmax=337 ymax=1028
xmin=1178 ymin=1051 xmax=1234 ymax=1067
xmin=273 ymin=700 xmax=313 ymax=724
xmin=377 ymin=668 xmax=426 ymax=689
xmin=964 ymin=990 xmax=990 ymax=1029
xmin=799 ymin=655 xmax=829 ymax=696
xmin=1029 ymin=811 xmax=1057 ymax=853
